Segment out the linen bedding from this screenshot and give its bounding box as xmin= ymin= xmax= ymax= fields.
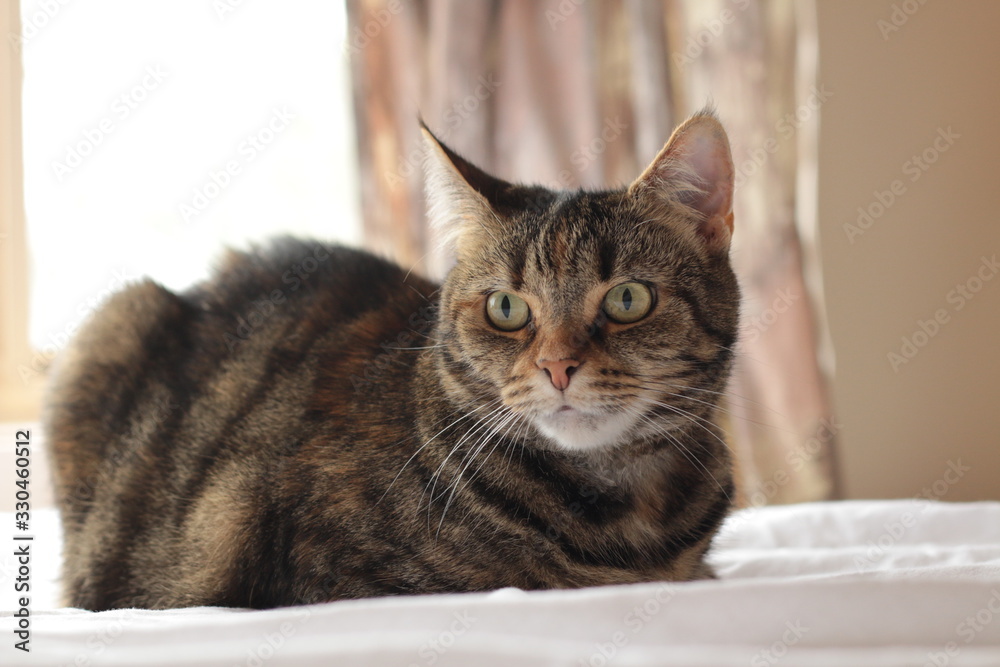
xmin=2 ymin=499 xmax=999 ymax=666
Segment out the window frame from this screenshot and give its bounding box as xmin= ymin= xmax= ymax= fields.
xmin=1 ymin=1 xmax=43 ymax=421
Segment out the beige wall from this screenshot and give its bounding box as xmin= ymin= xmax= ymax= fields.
xmin=818 ymin=0 xmax=1000 ymax=501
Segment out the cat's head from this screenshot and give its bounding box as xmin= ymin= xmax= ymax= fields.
xmin=425 ymin=110 xmax=739 ymax=452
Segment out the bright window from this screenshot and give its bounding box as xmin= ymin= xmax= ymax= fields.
xmin=21 ymin=0 xmax=360 ymax=350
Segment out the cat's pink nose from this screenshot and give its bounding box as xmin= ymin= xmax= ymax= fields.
xmin=537 ymin=358 xmax=580 ymax=391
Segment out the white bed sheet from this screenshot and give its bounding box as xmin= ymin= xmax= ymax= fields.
xmin=2 ymin=499 xmax=999 ymax=666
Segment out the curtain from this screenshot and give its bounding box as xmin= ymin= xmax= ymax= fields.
xmin=346 ymin=0 xmax=839 ymax=505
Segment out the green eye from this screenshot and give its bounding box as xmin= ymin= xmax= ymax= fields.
xmin=603 ymin=282 xmax=653 ymax=324
xmin=486 ymin=292 xmax=530 ymax=331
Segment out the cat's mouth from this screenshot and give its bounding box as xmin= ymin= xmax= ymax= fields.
xmin=532 ymin=403 xmax=638 ymax=452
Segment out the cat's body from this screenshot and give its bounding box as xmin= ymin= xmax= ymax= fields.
xmin=46 ymin=111 xmax=740 ymax=610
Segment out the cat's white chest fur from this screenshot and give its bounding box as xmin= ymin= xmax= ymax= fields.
xmin=535 ymin=404 xmax=639 ymax=451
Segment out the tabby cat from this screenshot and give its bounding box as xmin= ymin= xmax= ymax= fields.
xmin=45 ymin=109 xmax=739 ymax=610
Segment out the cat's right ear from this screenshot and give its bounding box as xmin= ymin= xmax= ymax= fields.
xmin=628 ymin=108 xmax=735 ymax=254
xmin=421 ymin=122 xmax=510 ymax=259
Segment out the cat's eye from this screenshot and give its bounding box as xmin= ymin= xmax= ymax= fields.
xmin=485 ymin=291 xmax=530 ymax=331
xmin=603 ymin=282 xmax=653 ymax=324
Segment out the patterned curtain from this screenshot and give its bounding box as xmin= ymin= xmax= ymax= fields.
xmin=346 ymin=0 xmax=839 ymax=505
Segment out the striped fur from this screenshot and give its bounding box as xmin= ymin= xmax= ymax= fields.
xmin=45 ymin=110 xmax=740 ymax=610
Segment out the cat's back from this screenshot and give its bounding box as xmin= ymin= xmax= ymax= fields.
xmin=46 ymin=239 xmax=429 ymax=492
xmin=45 ymin=238 xmax=438 ymax=608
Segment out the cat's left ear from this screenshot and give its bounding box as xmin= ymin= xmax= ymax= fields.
xmin=421 ymin=122 xmax=510 ymax=259
xmin=628 ymin=109 xmax=735 ymax=253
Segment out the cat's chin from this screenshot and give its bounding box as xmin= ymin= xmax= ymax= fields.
xmin=533 ymin=407 xmax=637 ymax=452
